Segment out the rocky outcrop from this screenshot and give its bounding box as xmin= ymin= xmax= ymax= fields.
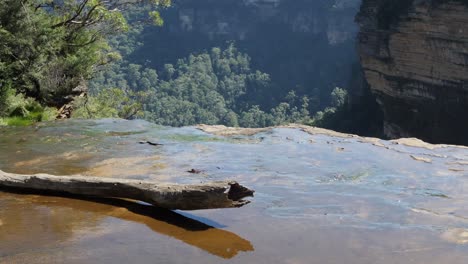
xmin=357 ymin=0 xmax=468 ymax=144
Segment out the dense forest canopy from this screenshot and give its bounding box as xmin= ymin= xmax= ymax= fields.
xmin=80 ymin=44 xmax=320 ymax=127
xmin=74 ymin=0 xmax=362 ymax=128
xmin=127 ymin=0 xmax=360 ymax=110
xmin=0 ymin=0 xmax=169 ymax=124
xmin=1 ymin=0 xmax=373 ymax=132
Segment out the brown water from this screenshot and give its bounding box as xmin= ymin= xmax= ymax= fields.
xmin=0 ymin=119 xmax=468 ymax=263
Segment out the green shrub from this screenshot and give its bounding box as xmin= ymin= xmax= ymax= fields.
xmin=73 ymin=88 xmax=144 ymax=119
xmin=0 ymin=86 xmax=58 ymax=126
xmin=3 ymin=116 xmax=36 ymax=126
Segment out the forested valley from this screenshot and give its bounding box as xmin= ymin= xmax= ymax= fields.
xmin=0 ymin=0 xmax=380 ymax=134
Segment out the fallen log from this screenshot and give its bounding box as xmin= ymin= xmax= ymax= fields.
xmin=0 ymin=170 xmax=254 ymax=210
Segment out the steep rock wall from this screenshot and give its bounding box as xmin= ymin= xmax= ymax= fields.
xmin=357 ymin=0 xmax=468 ymax=144
xmin=172 ymin=0 xmax=359 ymax=45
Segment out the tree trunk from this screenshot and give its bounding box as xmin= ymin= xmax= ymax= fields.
xmin=0 ymin=170 xmax=254 ymax=210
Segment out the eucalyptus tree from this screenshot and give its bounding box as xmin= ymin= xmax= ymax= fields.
xmin=0 ymin=0 xmax=170 ymax=107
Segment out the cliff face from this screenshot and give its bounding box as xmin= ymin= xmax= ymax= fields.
xmin=357 ymin=0 xmax=468 ymax=144
xmin=173 ymin=0 xmax=360 ymax=45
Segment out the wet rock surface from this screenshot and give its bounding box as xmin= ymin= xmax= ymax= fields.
xmin=1 ymin=119 xmax=468 ymax=263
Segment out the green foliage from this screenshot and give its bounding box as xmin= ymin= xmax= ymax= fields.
xmin=73 ymin=88 xmax=145 ymax=119
xmin=89 ymin=44 xmax=312 ymax=127
xmin=311 ymin=84 xmax=384 ymax=137
xmin=239 ymin=106 xmax=272 ymax=128
xmin=312 ymin=87 xmax=348 ymax=127
xmin=330 ymin=87 xmax=347 ymax=108
xmin=0 ymin=0 xmax=170 ymax=120
xmin=0 ymin=1 xmax=360 ymax=129
xmin=124 ymin=0 xmax=356 ymax=113
xmin=149 ymin=11 xmax=165 ymax=26
xmin=0 ymin=86 xmax=58 ymax=126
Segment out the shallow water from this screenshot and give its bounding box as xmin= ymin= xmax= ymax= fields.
xmin=1 ymin=119 xmax=468 ymax=263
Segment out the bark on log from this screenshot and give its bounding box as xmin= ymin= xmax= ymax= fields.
xmin=0 ymin=170 xmax=254 ymax=210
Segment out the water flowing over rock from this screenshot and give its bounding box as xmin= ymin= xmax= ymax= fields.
xmin=357 ymin=0 xmax=468 ymax=144
xmin=0 ymin=119 xmax=468 ymax=263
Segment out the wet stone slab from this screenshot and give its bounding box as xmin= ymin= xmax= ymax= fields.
xmin=0 ymin=119 xmax=467 ymax=263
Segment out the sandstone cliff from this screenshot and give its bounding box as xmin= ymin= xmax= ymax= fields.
xmin=357 ymin=0 xmax=468 ymax=144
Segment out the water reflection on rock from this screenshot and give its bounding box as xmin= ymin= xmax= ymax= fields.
xmin=0 ymin=191 xmax=253 ymax=261
xmin=1 ymin=119 xmax=468 ymax=263
xmin=442 ymin=228 xmax=468 ymax=244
